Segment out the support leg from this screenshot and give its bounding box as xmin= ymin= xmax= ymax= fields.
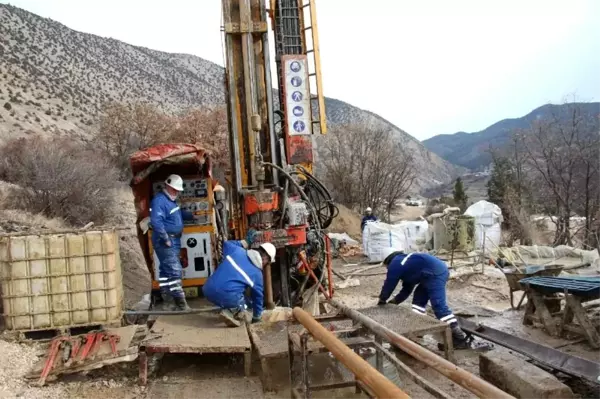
xmin=516 ymin=291 xmax=527 ymax=310
xmin=566 ymin=294 xmax=600 ymax=349
xmin=559 ymin=299 xmax=574 ymax=336
xmin=138 ymin=350 xmax=148 ymax=386
xmin=288 ymin=335 xmax=296 ymax=390
xmin=443 ymin=327 xmax=455 ymax=363
xmin=301 ymin=335 xmax=310 ymax=399
xmin=244 ymin=350 xmax=252 ymax=377
xmin=523 ymin=290 xmax=535 ymax=326
xmin=260 ymin=357 xmax=272 ymax=392
xmin=531 ymin=291 xmax=558 ymax=336
xmin=375 ymin=337 xmax=383 ymax=372
xmin=353 ymin=348 xmax=362 ymax=394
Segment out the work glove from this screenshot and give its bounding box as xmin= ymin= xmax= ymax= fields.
xmin=246 ymin=228 xmax=259 ymax=245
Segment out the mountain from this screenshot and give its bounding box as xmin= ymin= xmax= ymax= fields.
xmin=0 ymin=4 xmax=462 ymax=191
xmin=423 ymin=102 xmax=600 ymax=171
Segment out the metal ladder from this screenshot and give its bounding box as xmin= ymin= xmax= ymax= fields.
xmin=272 ymin=0 xmax=327 ymax=135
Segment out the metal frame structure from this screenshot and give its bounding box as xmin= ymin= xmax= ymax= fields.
xmin=327 ymin=299 xmax=516 ymax=399
xmin=222 ymin=0 xmax=335 ymax=312
xmin=137 ymin=312 xmax=252 ymax=386
xmin=290 ymin=307 xmax=409 ymax=399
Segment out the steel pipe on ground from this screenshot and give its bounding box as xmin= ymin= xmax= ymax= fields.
xmin=123 ymin=307 xmax=220 ymax=316
xmin=328 ymin=299 xmax=515 ymax=399
xmin=292 ymin=307 xmax=410 ymax=399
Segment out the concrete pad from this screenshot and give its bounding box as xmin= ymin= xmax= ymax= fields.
xmin=479 ymin=351 xmax=575 ymax=399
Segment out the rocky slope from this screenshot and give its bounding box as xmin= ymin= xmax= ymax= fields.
xmin=0 ymin=4 xmax=461 ymax=189
xmin=423 ymin=102 xmax=600 ymax=171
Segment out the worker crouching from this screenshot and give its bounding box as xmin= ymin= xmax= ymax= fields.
xmin=150 ymin=174 xmax=195 ymax=311
xmin=203 ymin=231 xmax=276 ymax=327
xmin=377 ymin=251 xmax=477 ymax=349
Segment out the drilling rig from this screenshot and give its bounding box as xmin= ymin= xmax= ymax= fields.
xmin=218 ymin=0 xmax=337 ymax=309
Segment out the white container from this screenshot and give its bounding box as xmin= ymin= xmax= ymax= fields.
xmin=0 ymin=230 xmax=123 ymax=331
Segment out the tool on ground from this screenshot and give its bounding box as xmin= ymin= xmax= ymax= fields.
xmin=39 ymin=330 xmax=121 ymax=385
xmin=39 ymin=336 xmax=72 ymax=386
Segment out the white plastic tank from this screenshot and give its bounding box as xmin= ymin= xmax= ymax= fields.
xmin=0 ymin=230 xmax=123 ymax=331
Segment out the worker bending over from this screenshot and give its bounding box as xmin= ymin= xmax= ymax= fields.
xmin=203 ymin=230 xmax=276 ymax=327
xmin=377 ymin=251 xmax=472 ymax=349
xmin=150 ymin=174 xmax=194 ymax=311
xmin=361 ymin=207 xmax=378 ymax=231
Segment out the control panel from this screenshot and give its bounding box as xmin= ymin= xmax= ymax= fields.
xmin=152 ymin=232 xmax=214 ymax=280
xmin=152 ymin=178 xmax=209 ymax=199
xmin=152 ymin=178 xmax=212 ymax=226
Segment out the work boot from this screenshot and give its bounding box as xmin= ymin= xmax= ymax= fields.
xmin=451 ymin=324 xmax=471 ymax=349
xmin=219 ymin=309 xmax=242 ymax=327
xmin=157 ymin=294 xmax=174 ymax=311
xmin=172 ymin=297 xmax=191 ymax=312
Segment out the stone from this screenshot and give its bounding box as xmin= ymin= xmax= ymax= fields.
xmin=479 ymin=350 xmax=575 ymax=399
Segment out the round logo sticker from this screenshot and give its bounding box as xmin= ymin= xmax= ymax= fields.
xmin=293 ymin=120 xmax=306 ymax=133
xmin=293 ymin=106 xmax=304 ymax=117
xmin=291 ymin=91 xmax=303 ymax=102
xmin=291 ymin=76 xmax=302 ymax=87
xmin=290 ymin=61 xmax=301 ymax=72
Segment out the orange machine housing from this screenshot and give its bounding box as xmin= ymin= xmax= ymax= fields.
xmin=129 ymin=144 xmax=216 ymax=296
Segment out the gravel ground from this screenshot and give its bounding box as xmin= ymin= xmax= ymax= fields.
xmin=0 ymin=340 xmax=67 ymax=399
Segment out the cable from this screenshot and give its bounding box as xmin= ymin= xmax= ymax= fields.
xmin=260 ymin=162 xmax=321 ymax=231
xmin=293 ymin=166 xmax=338 ymax=229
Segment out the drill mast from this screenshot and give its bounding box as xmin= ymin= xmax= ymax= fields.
xmin=221 ymin=0 xmax=334 ymax=308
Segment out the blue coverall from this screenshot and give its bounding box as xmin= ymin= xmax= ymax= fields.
xmin=202 ymin=241 xmax=264 ymax=320
xmin=150 ymin=191 xmax=193 ymax=299
xmin=378 ymin=253 xmax=457 ymax=326
xmin=361 ymin=214 xmax=378 ymax=231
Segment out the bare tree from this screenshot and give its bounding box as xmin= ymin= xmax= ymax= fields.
xmin=170 ymin=107 xmax=229 ymax=168
xmin=96 ymin=102 xmax=173 ymax=176
xmin=320 ymin=123 xmax=415 ymax=220
xmin=520 ymin=102 xmax=598 ymax=245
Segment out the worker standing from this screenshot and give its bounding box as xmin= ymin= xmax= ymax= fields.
xmin=202 ymin=230 xmax=276 ymax=327
xmin=376 ymin=251 xmax=474 ymax=349
xmin=150 ymin=174 xmax=194 ymax=311
xmin=361 ymin=207 xmax=378 ymax=231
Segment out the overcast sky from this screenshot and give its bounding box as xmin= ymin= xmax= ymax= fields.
xmin=2 ymin=0 xmax=599 ymax=140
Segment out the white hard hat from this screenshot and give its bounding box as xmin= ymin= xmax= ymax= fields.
xmin=165 ymin=174 xmax=184 ymax=191
xmin=366 ymin=207 xmax=372 ymax=212
xmin=259 ymin=243 xmax=276 ymax=263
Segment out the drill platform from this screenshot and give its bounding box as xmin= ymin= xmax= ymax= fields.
xmin=138 ymin=306 xmax=252 ymax=385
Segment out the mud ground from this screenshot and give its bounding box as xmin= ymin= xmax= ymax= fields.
xmin=3 ymin=252 xmax=599 ymax=399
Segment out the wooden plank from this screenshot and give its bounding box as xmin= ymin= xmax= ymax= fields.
xmin=145 ymin=313 xmax=251 ymax=353
xmin=530 ymin=291 xmax=559 ymax=336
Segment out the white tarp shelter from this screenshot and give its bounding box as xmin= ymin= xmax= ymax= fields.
xmin=463 ymin=200 xmax=503 ymax=253
xmin=362 ymin=220 xmax=429 ymax=262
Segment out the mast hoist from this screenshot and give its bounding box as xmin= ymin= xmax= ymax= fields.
xmin=219 ymin=0 xmax=337 ymax=308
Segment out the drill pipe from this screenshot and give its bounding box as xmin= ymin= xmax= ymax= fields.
xmin=328 ymin=299 xmax=515 ymax=399
xmin=292 ymin=307 xmax=410 ymax=399
xmin=123 ymin=307 xmax=220 ymax=316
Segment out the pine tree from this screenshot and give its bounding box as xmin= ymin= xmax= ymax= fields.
xmin=486 ymin=157 xmax=515 ymax=214
xmin=452 ymin=177 xmax=468 ymax=211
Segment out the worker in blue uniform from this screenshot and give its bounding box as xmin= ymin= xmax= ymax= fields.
xmin=202 ymin=230 xmax=277 ymax=327
xmin=377 ymin=251 xmax=472 ymax=349
xmin=150 ymin=174 xmax=194 ymax=311
xmin=361 ymin=207 xmax=378 ymax=231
